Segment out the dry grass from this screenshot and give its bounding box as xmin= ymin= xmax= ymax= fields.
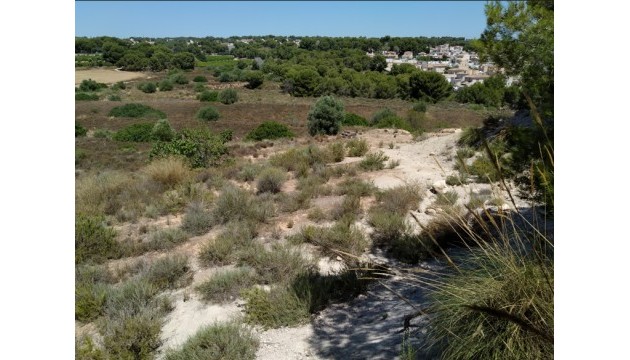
xmin=142 ymin=156 xmax=191 ymax=188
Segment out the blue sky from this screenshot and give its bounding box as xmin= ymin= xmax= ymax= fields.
xmin=75 ymin=1 xmax=487 ymax=39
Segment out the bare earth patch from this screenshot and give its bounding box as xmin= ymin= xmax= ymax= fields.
xmin=75 ymin=69 xmax=148 ymax=85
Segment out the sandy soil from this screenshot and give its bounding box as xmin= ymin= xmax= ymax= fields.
xmin=75 ymin=69 xmax=148 ymax=85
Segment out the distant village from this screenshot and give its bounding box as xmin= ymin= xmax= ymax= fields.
xmin=368 ymin=44 xmax=514 ymax=90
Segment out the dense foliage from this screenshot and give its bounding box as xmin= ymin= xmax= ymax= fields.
xmin=246 ymin=121 xmax=294 ymax=141
xmin=307 ymin=96 xmax=345 ymax=136
xmin=150 ymin=129 xmax=229 ymax=168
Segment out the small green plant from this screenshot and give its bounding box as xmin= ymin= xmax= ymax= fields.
xmin=196 ymin=106 xmax=220 ymax=121
xmin=335 ymin=178 xmax=376 ymax=197
xmin=102 ymin=311 xmax=163 ymax=360
xmin=108 ymin=94 xmax=122 ymax=101
xmin=458 ymin=127 xmax=484 ymax=147
xmin=181 ymin=202 xmax=213 ymax=235
xmin=150 ymin=128 xmax=228 ymax=168
xmin=242 ymin=287 xmax=310 ymax=329
xmin=112 ymin=123 xmax=154 ymax=142
xmin=76 ymin=123 xmax=88 ymax=137
xmin=307 ymin=207 xmax=327 ymax=222
xmin=198 ymin=90 xmax=219 ymax=102
xmin=342 ymin=113 xmax=369 ymax=127
xmin=170 ymin=73 xmax=189 ymax=84
xmin=151 ymin=118 xmax=175 ymax=141
xmin=137 ymin=82 xmax=157 ymax=93
xmin=308 ymin=96 xmax=344 ymax=136
xmin=256 ymin=167 xmax=286 ymax=194
xmin=193 ymin=83 xmax=206 ymax=92
xmin=158 ymin=79 xmax=174 ymax=91
xmin=76 ymin=92 xmax=99 ymax=101
xmin=143 ymin=156 xmax=190 ymax=188
xmin=198 ymin=221 xmax=256 ymax=266
xmin=412 ymin=101 xmax=427 ymax=113
xmin=456 ymin=147 xmax=476 ymax=159
xmin=329 ymin=142 xmax=345 ymax=162
xmin=346 ymin=138 xmax=369 ymax=157
xmin=143 ymin=255 xmax=191 ymax=291
xmin=435 ymin=190 xmax=459 ymax=207
xmin=79 ymin=79 xmax=108 ymax=92
xmin=446 ymin=174 xmax=467 ymax=186
xmin=246 ymin=121 xmax=294 ymax=141
xmin=112 ymin=81 xmax=126 ymax=90
xmin=288 ymin=220 xmax=368 ymax=258
xmin=218 ymin=88 xmax=238 ymax=104
xmin=196 ymin=267 xmax=257 ymax=303
xmin=236 ymin=243 xmax=313 ymax=284
xmin=75 ymin=215 xmax=119 ymax=264
xmin=193 ymin=75 xmax=208 ymax=83
xmin=359 ymin=151 xmax=389 ymax=171
xmin=163 ymin=321 xmax=259 ymax=360
xmin=108 ymin=103 xmax=166 ymax=119
xmin=368 ymin=208 xmax=411 ymax=246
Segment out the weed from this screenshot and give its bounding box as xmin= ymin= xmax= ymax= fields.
xmin=108 ymin=94 xmax=122 ymax=101
xmin=93 ymin=129 xmax=113 ymax=139
xmin=137 ymin=82 xmax=157 ymax=94
xmin=102 ymin=311 xmax=163 ymax=360
xmin=158 ymin=79 xmax=174 ymax=91
xmin=368 ymin=209 xmax=411 ymax=246
xmin=387 ymin=159 xmax=401 ymax=169
xmin=76 ymin=123 xmax=88 ymax=137
xmin=193 ymin=75 xmax=208 ymax=83
xmin=76 ymin=92 xmax=99 ymax=101
xmin=456 ymin=147 xmax=476 ymax=159
xmin=219 ymin=88 xmax=238 ymax=104
xmin=342 ymin=112 xmax=369 ymax=126
xmin=307 ymin=207 xmax=327 ymax=222
xmin=113 ymin=123 xmax=154 ymax=142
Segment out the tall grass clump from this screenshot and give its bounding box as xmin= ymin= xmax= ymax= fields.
xmin=328 ymin=142 xmax=345 ymax=162
xmin=288 ymin=221 xmax=368 ymax=258
xmin=375 ymin=183 xmax=423 ymax=215
xmin=181 ymin=202 xmax=213 ymax=235
xmin=75 ymin=215 xmax=119 ymax=264
xmin=236 ymin=243 xmax=314 ymax=285
xmin=359 ymin=151 xmax=389 ymax=171
xmin=345 ymin=138 xmax=369 ymax=156
xmin=256 ymin=167 xmax=286 ymax=194
xmin=164 ymin=321 xmax=259 ymax=360
xmin=196 ymin=267 xmax=257 ymax=303
xmin=142 ymin=255 xmax=191 ymax=291
xmin=142 ymin=156 xmax=190 ymax=189
xmin=198 ymin=221 xmax=256 ymax=266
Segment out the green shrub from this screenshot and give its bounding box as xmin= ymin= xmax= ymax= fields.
xmin=193 ymin=75 xmax=208 ymax=83
xmin=181 ymin=202 xmax=213 ymax=235
xmin=288 ymin=221 xmax=368 ymax=258
xmin=76 ymin=123 xmax=88 ymax=137
xmin=458 ymin=127 xmax=484 ymax=148
xmin=456 ymin=147 xmax=476 ymax=159
xmin=375 ymin=116 xmax=413 ymax=132
xmin=246 ymin=121 xmax=294 ymax=141
xmin=112 ymin=123 xmax=154 ymax=142
xmin=470 ymin=156 xmax=501 ymax=183
xmin=93 ymin=129 xmax=112 ymax=139
xmin=143 ymin=255 xmax=190 ymax=291
xmin=412 ymin=101 xmax=427 ymax=113
xmin=102 ymin=312 xmax=162 ymax=360
xmin=75 ymin=215 xmax=119 ymax=264
xmin=198 ymin=90 xmax=219 ymax=102
xmin=196 ymin=267 xmax=257 ymax=303
xmin=198 ymin=221 xmax=256 ymax=266
xmin=218 ymin=88 xmax=238 ymax=104
xmin=193 ymin=83 xmax=206 ymax=92
xmin=335 ymin=178 xmax=376 ymax=197
xmin=164 ymin=321 xmax=259 ymax=360
xmin=236 ymin=164 xmax=263 ymax=182
xmin=108 ymin=94 xmax=122 ymax=101
xmin=375 ymin=183 xmax=423 ymax=215
xmin=79 ymin=79 xmax=108 ymax=92
xmin=76 ymin=92 xmax=99 ymax=101
xmin=171 ymin=73 xmax=189 ymax=84
xmin=256 ymin=167 xmax=286 ymax=194
xmin=245 ymin=71 xmax=264 ymax=89
xmin=139 ymin=228 xmax=188 ymax=253
xmin=112 ymin=81 xmax=126 ymax=90
xmin=151 ymin=118 xmax=175 ymax=141
xmin=368 ymin=209 xmax=411 ymax=246
xmin=76 ymin=336 xmax=107 ymax=360
xmin=158 ymin=79 xmax=174 ymax=91
xmin=346 ymin=138 xmax=369 ymax=156
xmin=359 ymin=151 xmax=389 ymax=171
xmin=149 ymin=128 xmax=228 ymax=168
xmin=212 ymin=186 xmax=271 ymax=225
xmin=109 ymin=103 xmax=166 ymax=119
xmin=196 ymin=106 xmax=220 ymax=121
xmin=342 ymin=113 xmax=369 ymax=127
xmin=236 ymin=243 xmax=313 ymax=284
xmin=75 ymin=281 xmax=108 ymax=322
xmin=242 ymin=287 xmax=310 ymax=329
xmin=137 ymin=82 xmax=157 ymax=93
xmin=308 ymin=96 xmax=344 ymax=136
xmin=371 ymin=108 xmax=398 ymax=125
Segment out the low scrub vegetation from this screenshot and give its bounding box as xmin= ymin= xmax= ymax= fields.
xmin=288 ymin=220 xmax=368 ymax=258
xmin=256 ymin=167 xmax=286 ymax=194
xmin=164 ymin=321 xmax=259 ymax=360
xmin=342 ymin=113 xmax=369 ymax=127
xmin=76 ymin=92 xmax=100 ymax=101
xmin=75 ymin=215 xmax=119 ymax=264
xmin=246 ymin=121 xmax=294 ymax=141
xmin=196 ymin=267 xmax=257 ymax=303
xmin=197 ymin=105 xmax=220 ymax=121
xmin=113 ymin=123 xmax=154 ymax=142
xmin=218 ymin=88 xmax=238 ymax=104
xmin=198 ymin=90 xmax=219 ymax=102
xmin=108 ymin=103 xmax=166 ymax=119
xmin=359 ymin=151 xmax=389 ymax=171
xmin=137 ymin=82 xmax=157 ymax=93
xmin=143 ymin=156 xmax=190 ymax=189
xmin=198 ymin=220 xmax=256 ymax=266
xmin=345 ymin=138 xmax=369 ymax=157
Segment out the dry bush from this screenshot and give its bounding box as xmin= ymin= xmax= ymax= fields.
xmin=142 ymin=157 xmax=190 ymax=189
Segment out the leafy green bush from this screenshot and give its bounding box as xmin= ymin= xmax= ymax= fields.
xmin=412 ymin=101 xmax=427 ymax=113
xmin=76 ymin=123 xmax=88 ymax=137
xmin=196 ymin=106 xmax=220 ymax=121
xmin=245 ymin=71 xmax=264 ymax=89
xmin=308 ymin=96 xmax=344 ymax=136
xmin=109 ymin=103 xmax=166 ymax=119
xmin=342 ymin=113 xmax=369 ymax=127
xmin=79 ymin=79 xmax=108 ymax=92
xmin=151 ymin=118 xmax=175 ymax=141
xmin=246 ymin=121 xmax=294 ymax=141
xmin=359 ymin=151 xmax=389 ymax=171
xmin=75 ymin=281 xmax=108 ymax=322
xmin=193 ymin=75 xmax=208 ymax=83
xmin=218 ymin=88 xmax=238 ymax=104
xmin=137 ymin=82 xmax=157 ymax=93
xmin=346 ymin=138 xmax=369 ymax=156
xmin=112 ymin=81 xmax=126 ymax=90
xmin=198 ymin=90 xmax=219 ymax=102
xmin=75 ymin=215 xmax=119 ymax=264
xmin=76 ymin=92 xmax=99 ymax=101
xmin=170 ymin=73 xmax=189 ymax=84
xmin=469 ymin=156 xmax=501 ymax=183
xmin=164 ymin=321 xmax=259 ymax=360
xmin=196 ymin=267 xmax=257 ymax=303
xmin=220 ymin=129 xmax=233 ymax=142
xmin=256 ymin=167 xmax=286 ymax=194
xmin=158 ymin=79 xmax=174 ymax=91
xmin=149 ymin=129 xmax=228 ymax=168
xmin=113 ymin=123 xmax=154 ymax=142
